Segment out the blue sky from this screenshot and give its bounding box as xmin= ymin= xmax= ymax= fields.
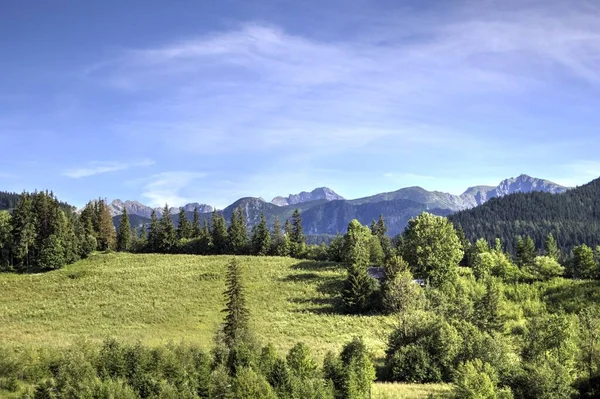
xmin=1 ymin=0 xmax=600 ymax=208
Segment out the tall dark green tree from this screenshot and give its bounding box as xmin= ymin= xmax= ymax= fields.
xmin=157 ymin=204 xmax=176 ymax=252
xmin=251 ymin=213 xmax=271 ymax=256
xmin=192 ymin=207 xmax=201 ymax=238
xmin=96 ymin=199 xmax=116 ymax=251
xmin=228 ymin=207 xmax=249 ymax=255
xmin=116 ymin=208 xmax=132 ymax=252
xmin=474 ymin=277 xmax=505 ymax=333
xmin=10 ymin=193 xmax=36 ymax=270
xmin=515 ymin=235 xmax=537 ymax=268
xmin=545 ymin=233 xmax=560 ymax=261
xmin=177 ymin=208 xmax=191 ymax=240
xmin=211 ymin=210 xmax=228 ymax=255
xmin=341 ymin=220 xmax=376 ymax=313
xmin=270 ymin=217 xmax=289 ymax=257
xmin=147 ymin=210 xmax=159 ymax=252
xmin=572 ymin=244 xmax=597 ymax=279
xmin=222 ymin=258 xmax=250 ymax=349
xmin=289 ymin=209 xmax=305 ymax=257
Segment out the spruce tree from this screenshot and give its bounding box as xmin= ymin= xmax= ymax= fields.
xmin=198 ymin=220 xmax=211 ymax=254
xmin=192 ymin=207 xmax=201 ymax=238
xmin=516 ymin=235 xmax=536 ymax=268
xmin=157 ymin=204 xmax=176 ymax=252
xmin=96 ymin=199 xmax=116 ymax=251
xmin=147 ymin=209 xmax=159 ymax=252
xmin=251 ymin=213 xmax=271 ymax=256
xmin=270 ymin=217 xmax=289 ymax=256
xmin=475 ymin=277 xmax=505 ymax=333
xmin=222 ymin=258 xmax=250 ymax=349
xmin=284 ymin=219 xmax=292 ymax=237
xmin=211 ymin=211 xmax=228 ymax=254
xmin=116 ymin=208 xmax=132 ymax=252
xmin=289 ymin=209 xmax=304 ymax=257
xmin=341 ymin=220 xmax=376 ymax=313
xmin=545 ymin=233 xmax=560 ymax=261
xmin=10 ymin=193 xmax=36 ymax=271
xmin=573 ymin=244 xmax=597 ymax=279
xmin=228 ymin=207 xmax=249 ymax=255
xmin=177 ymin=208 xmax=191 ymax=240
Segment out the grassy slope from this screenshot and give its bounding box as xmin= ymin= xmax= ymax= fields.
xmin=0 ymin=253 xmax=452 ymax=397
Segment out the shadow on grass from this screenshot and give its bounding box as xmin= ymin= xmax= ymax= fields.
xmin=291 ymin=261 xmax=341 ymax=272
xmin=287 ymin=275 xmax=346 ymax=314
xmin=280 ymin=272 xmax=321 ymax=283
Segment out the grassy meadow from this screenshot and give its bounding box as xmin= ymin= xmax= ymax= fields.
xmin=0 ymin=253 xmax=394 ymax=355
xmin=0 ymin=252 xmax=455 ymax=397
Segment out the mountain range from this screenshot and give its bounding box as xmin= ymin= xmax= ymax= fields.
xmin=108 ymin=174 xmax=568 ymax=236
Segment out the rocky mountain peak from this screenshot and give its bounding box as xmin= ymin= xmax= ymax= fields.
xmin=271 ymin=187 xmax=344 ymax=206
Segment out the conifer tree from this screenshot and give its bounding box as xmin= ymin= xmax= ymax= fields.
xmin=198 ymin=220 xmax=212 ymax=254
xmin=177 ymin=208 xmax=191 ymax=240
xmin=157 ymin=204 xmax=176 ymax=252
xmin=284 ymin=219 xmax=292 ymax=237
xmin=475 ymin=277 xmax=505 ymax=333
xmin=251 ymin=213 xmax=271 ymax=256
xmin=116 ymin=208 xmax=132 ymax=252
xmin=192 ymin=207 xmax=201 ymax=238
xmin=96 ymin=199 xmax=116 ymax=251
xmin=341 ymin=220 xmax=376 ymax=313
xmin=545 ymin=233 xmax=560 ymax=261
xmin=10 ymin=193 xmax=36 ymax=271
xmin=573 ymin=244 xmax=597 ymax=279
xmin=270 ymin=217 xmax=289 ymax=256
xmin=228 ymin=207 xmax=249 ymax=255
xmin=516 ymin=235 xmax=536 ymax=268
xmin=147 ymin=209 xmax=159 ymax=252
xmin=222 ymin=258 xmax=250 ymax=349
xmin=211 ymin=210 xmax=228 ymax=254
xmin=290 ymin=209 xmax=304 ymax=244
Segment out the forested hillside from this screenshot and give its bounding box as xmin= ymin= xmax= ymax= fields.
xmin=450 ymin=177 xmax=600 ymax=254
xmin=0 ymin=191 xmax=21 ymax=211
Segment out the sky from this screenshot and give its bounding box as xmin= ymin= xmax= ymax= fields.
xmin=1 ymin=0 xmax=600 ymax=209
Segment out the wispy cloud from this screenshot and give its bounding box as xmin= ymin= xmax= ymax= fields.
xmin=555 ymin=160 xmax=600 ymax=187
xmin=63 ymin=159 xmax=155 ymax=178
xmin=141 ymin=171 xmax=208 ymax=207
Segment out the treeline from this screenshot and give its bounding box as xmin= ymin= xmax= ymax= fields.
xmin=450 ymin=176 xmax=600 ymax=254
xmin=0 ymin=259 xmax=376 ymax=399
xmin=0 ymin=191 xmax=20 ymax=211
xmin=0 ymin=192 xmax=98 ymax=272
xmin=116 ymin=205 xmax=310 ymax=258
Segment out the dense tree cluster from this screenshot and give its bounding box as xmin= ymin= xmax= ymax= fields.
xmin=450 ymin=177 xmax=600 ymax=255
xmin=0 ymin=191 xmax=97 ymax=272
xmin=132 ymin=206 xmax=302 ymax=258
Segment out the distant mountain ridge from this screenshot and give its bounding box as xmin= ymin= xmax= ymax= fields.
xmin=105 ymin=174 xmax=568 ymax=237
xmin=108 ymin=200 xmax=213 ymax=218
xmin=271 ymin=187 xmax=344 ymax=206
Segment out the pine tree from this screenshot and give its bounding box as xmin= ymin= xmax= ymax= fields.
xmin=116 ymin=208 xmax=132 ymax=252
xmin=222 ymin=258 xmax=250 ymax=348
xmin=284 ymin=219 xmax=292 ymax=237
xmin=211 ymin=211 xmax=229 ymax=254
xmin=96 ymin=199 xmax=116 ymax=251
xmin=228 ymin=207 xmax=249 ymax=255
xmin=198 ymin=220 xmax=211 ymax=254
xmin=192 ymin=207 xmax=201 ymax=238
xmin=251 ymin=213 xmax=271 ymax=256
xmin=289 ymin=209 xmax=304 ymax=257
xmin=516 ymin=235 xmax=536 ymax=268
xmin=270 ymin=217 xmax=289 ymax=256
xmin=341 ymin=220 xmax=376 ymax=313
xmin=573 ymin=244 xmax=597 ymax=279
xmin=475 ymin=277 xmax=505 ymax=333
xmin=10 ymin=193 xmax=36 ymax=271
xmin=157 ymin=204 xmax=176 ymax=252
xmin=177 ymin=208 xmax=191 ymax=240
xmin=545 ymin=233 xmax=560 ymax=261
xmin=147 ymin=209 xmax=159 ymax=252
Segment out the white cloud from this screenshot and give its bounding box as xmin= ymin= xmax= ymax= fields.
xmin=141 ymin=171 xmax=208 ymax=207
xmin=63 ymin=159 xmax=155 ymax=178
xmin=555 ymin=160 xmax=600 ymax=187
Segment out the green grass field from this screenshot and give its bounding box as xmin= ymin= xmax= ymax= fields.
xmin=0 ymin=252 xmax=451 ymax=397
